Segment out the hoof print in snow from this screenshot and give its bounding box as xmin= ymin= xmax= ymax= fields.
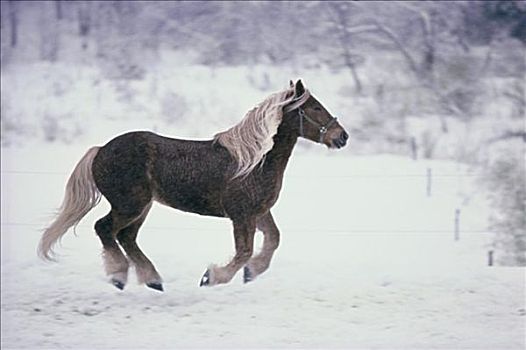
xmin=243 ymin=266 xmax=253 ymax=283
xmin=200 ymin=269 xmax=211 ymax=287
xmin=111 ymin=279 xmax=125 ymax=290
xmin=146 ymin=282 xmax=164 ymax=292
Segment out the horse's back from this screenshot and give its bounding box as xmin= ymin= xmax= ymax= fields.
xmin=149 ymin=133 xmax=231 ymax=217
xmin=92 ymin=131 xmax=230 ymax=217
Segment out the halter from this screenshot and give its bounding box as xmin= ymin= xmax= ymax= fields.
xmin=283 ymin=89 xmax=338 ymax=143
xmin=297 ymin=108 xmax=338 ymax=143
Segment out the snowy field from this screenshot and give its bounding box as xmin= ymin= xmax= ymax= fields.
xmin=1 ymin=143 xmax=525 ymax=349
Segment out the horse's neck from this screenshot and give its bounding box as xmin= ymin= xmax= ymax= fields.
xmin=262 ymin=122 xmax=298 ymax=176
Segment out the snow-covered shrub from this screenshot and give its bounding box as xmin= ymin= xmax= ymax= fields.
xmin=0 ymin=63 xmax=103 ymax=145
xmin=485 ymin=144 xmax=526 ymax=266
xmin=434 ymin=52 xmax=487 ymax=119
xmin=160 ymin=91 xmax=188 ymax=124
xmin=504 ymin=79 xmax=525 ymax=120
xmin=41 ymin=112 xmax=82 ymax=144
xmin=0 ymin=109 xmax=32 ymax=147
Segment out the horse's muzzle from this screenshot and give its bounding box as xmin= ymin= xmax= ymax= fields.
xmin=332 ymin=130 xmax=349 ymax=149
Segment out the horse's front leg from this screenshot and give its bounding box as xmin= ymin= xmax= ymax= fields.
xmin=200 ymin=217 xmax=256 ymax=286
xmin=243 ymin=211 xmax=280 ymax=283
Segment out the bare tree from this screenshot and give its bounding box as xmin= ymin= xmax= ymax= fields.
xmin=55 ymin=0 xmax=63 ymax=21
xmin=330 ymin=2 xmax=477 ymax=131
xmin=39 ymin=2 xmax=60 ymax=62
xmin=349 ymin=2 xmax=444 ymax=81
xmin=78 ymin=1 xmax=91 ymax=49
xmin=7 ymin=0 xmax=17 ymax=48
xmin=327 ymin=2 xmax=364 ymax=93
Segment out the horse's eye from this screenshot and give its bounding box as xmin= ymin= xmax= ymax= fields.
xmin=313 ymin=106 xmax=322 ymax=112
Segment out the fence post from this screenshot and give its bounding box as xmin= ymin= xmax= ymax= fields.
xmin=488 ymin=250 xmax=494 ymax=266
xmin=410 ymin=137 xmax=417 ymax=160
xmin=426 ymin=168 xmax=432 ymax=197
xmin=454 ymin=209 xmax=460 ymax=241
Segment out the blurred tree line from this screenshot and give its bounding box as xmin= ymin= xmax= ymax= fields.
xmin=1 ymin=1 xmax=524 ymax=126
xmin=1 ymin=1 xmax=524 ymax=72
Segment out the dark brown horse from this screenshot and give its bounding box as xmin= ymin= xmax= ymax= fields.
xmin=38 ymin=79 xmax=348 ymax=291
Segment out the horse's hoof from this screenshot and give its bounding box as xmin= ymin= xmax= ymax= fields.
xmin=111 ymin=279 xmax=125 ymax=290
xmin=199 ymin=269 xmax=210 ymax=287
xmin=243 ymin=266 xmax=253 ymax=283
xmin=146 ymin=282 xmax=164 ymax=292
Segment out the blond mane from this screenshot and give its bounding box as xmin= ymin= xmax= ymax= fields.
xmin=214 ymin=85 xmax=310 ymax=178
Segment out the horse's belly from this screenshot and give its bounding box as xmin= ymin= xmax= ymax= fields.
xmin=153 ymin=189 xmax=226 ymax=218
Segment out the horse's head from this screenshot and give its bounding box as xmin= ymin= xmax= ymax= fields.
xmin=285 ymin=80 xmax=348 ymax=149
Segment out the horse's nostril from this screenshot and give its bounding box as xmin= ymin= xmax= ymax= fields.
xmin=333 ymin=137 xmax=346 ymax=148
xmin=334 ymin=132 xmax=348 ymax=148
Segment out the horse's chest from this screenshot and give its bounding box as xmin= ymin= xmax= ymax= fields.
xmin=255 ymin=172 xmax=286 ymax=208
xmin=266 ymin=180 xmax=283 ymax=206
xmin=223 ymin=175 xmax=284 ymax=217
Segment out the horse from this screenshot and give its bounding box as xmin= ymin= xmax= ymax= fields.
xmin=38 ymin=79 xmax=349 ymax=291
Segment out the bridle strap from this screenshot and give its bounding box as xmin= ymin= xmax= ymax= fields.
xmin=299 ymin=108 xmax=304 ymax=137
xmin=283 ymin=88 xmax=337 ymax=143
xmin=283 ymin=90 xmax=311 ymax=114
xmin=298 ymin=108 xmax=337 ymax=143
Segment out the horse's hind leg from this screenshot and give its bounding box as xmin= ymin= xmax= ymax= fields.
xmin=116 ymin=203 xmax=163 ymax=292
xmin=200 ymin=218 xmax=256 ymax=286
xmin=243 ymin=211 xmax=280 ymax=283
xmin=94 ymin=211 xmax=134 ymax=290
xmin=95 ymin=205 xmax=150 ymax=290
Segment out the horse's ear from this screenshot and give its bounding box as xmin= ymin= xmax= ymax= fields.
xmin=289 ymin=80 xmax=294 ymax=88
xmin=295 ymin=79 xmax=305 ymax=97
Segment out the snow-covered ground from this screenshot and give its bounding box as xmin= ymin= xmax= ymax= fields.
xmin=1 ymin=143 xmax=524 ymax=349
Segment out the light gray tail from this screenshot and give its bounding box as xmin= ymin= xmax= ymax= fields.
xmin=38 ymin=146 xmax=101 ymax=261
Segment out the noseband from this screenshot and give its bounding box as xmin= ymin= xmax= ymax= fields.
xmin=297 ymin=108 xmax=338 ymax=143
